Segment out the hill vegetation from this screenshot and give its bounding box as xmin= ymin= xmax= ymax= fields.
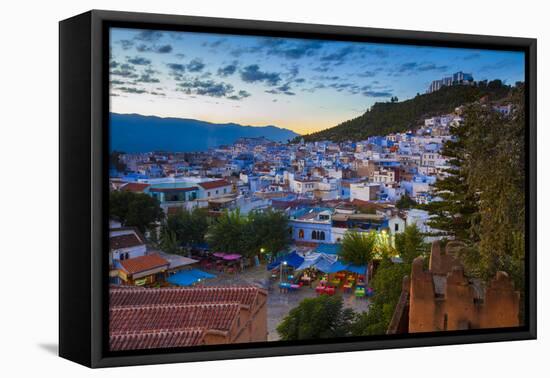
xmin=301 ymin=80 xmax=515 ymax=142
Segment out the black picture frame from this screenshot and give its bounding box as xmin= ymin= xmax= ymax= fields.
xmin=59 ymin=9 xmax=537 ymax=368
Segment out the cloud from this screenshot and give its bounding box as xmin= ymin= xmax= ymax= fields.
xmin=111 ymin=63 xmax=139 ymax=78
xmin=136 ymin=43 xmax=173 ymax=54
xmin=265 ymin=83 xmax=296 ymax=96
xmin=397 ymin=62 xmax=449 ymax=74
xmin=463 ymin=52 xmax=481 ymax=60
xmin=119 ymin=40 xmax=134 ymax=50
xmin=167 ymin=63 xmax=185 ymax=72
xmin=230 ymin=38 xmax=324 ymax=60
xmin=314 ymin=75 xmax=340 ymax=81
xmin=479 ymin=59 xmax=514 ymax=72
xmin=362 ymin=90 xmax=392 ymax=97
xmin=156 ymin=45 xmax=173 ymax=53
xmin=127 ymin=56 xmax=151 ymax=65
xmin=187 ymin=58 xmax=205 ymax=72
xmin=240 ymin=64 xmax=281 ymax=86
xmin=116 ymin=86 xmax=147 ymax=94
xmin=134 ymin=30 xmax=164 ymax=42
xmin=217 ymin=63 xmax=238 ymax=77
xmin=262 ymin=38 xmax=324 ymax=59
xmin=135 ymin=73 xmax=160 ymax=83
xmin=357 ymin=70 xmax=377 ymax=78
xmin=177 ymin=79 xmax=249 ymax=100
xmin=166 ymin=63 xmax=186 ymax=80
xmin=203 ymin=38 xmax=227 ymax=48
xmin=320 ymin=46 xmax=355 ymax=65
xmin=313 ymin=64 xmax=331 ymax=73
xmin=227 ymin=90 xmax=251 ymax=100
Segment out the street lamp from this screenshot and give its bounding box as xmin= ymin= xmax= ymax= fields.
xmin=280 ymin=261 xmax=287 ymax=284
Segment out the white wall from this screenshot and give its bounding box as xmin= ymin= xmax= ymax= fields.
xmin=1 ymin=1 xmax=546 ymax=377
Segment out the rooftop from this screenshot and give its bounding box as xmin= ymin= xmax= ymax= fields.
xmin=110 ymin=285 xmax=264 ymax=308
xmin=110 ymin=233 xmax=144 ymax=250
xmin=110 ymin=328 xmax=205 ymax=351
xmin=198 ymin=179 xmax=231 ymax=190
xmin=118 ymin=254 xmax=169 ymax=275
xmin=120 ymin=182 xmax=150 ymax=192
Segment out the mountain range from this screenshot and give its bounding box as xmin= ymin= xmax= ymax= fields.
xmin=109 ymin=113 xmax=299 ymax=153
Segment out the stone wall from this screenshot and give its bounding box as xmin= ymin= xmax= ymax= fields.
xmin=400 ymin=241 xmax=520 ymax=333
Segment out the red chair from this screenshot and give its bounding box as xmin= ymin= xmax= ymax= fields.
xmin=315 ymin=284 xmax=326 ymax=295
xmin=324 ymin=286 xmax=336 ymax=296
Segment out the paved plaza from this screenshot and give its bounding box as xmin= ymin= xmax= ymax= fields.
xmin=202 ymin=264 xmax=371 ymax=341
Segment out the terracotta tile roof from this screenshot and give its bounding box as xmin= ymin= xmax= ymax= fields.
xmin=110 ymin=286 xmax=263 ymax=308
xmin=120 ymin=182 xmax=150 ymax=192
xmin=119 ymin=254 xmax=169 ymax=275
xmin=110 ymin=328 xmax=205 ymax=351
xmin=198 ymin=179 xmax=231 ymax=190
xmin=110 ymin=303 xmax=240 ymax=334
xmin=110 ymin=234 xmax=144 ymax=250
xmin=149 ymin=186 xmax=198 ymax=193
xmin=108 ymin=286 xmax=267 ymax=351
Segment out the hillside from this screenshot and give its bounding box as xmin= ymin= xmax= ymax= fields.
xmin=110 ymin=113 xmax=299 ymax=153
xmin=302 ymin=81 xmax=514 ymax=142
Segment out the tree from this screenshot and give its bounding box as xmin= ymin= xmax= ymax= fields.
xmin=394 ymin=224 xmax=429 ymax=264
xmin=159 ymin=228 xmax=180 ymax=255
xmin=109 ymin=191 xmax=163 ymax=233
xmin=420 ymin=122 xmax=480 ymax=241
xmin=351 ymin=259 xmax=410 ymax=336
xmin=422 ymin=85 xmax=525 ymax=294
xmin=395 ymin=193 xmax=416 ymax=209
xmin=206 ymin=209 xmax=249 ymax=254
xmin=161 ymin=207 xmax=209 ymax=250
xmin=462 ymin=86 xmax=526 ymax=291
xmin=339 ymin=231 xmax=376 ymax=266
xmin=351 ymin=224 xmax=427 ymax=335
xmin=206 ymin=209 xmax=290 ymax=258
xmin=277 ymin=295 xmax=356 ymax=340
xmin=246 ymin=209 xmax=291 ymax=256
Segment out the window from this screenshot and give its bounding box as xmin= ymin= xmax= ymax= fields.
xmin=224 ymin=188 xmax=227 ymax=193
xmin=395 ymin=223 xmax=399 ymax=232
xmin=320 ymin=231 xmax=326 ymax=241
xmin=119 ymin=253 xmax=125 ymax=260
xmin=311 ymin=231 xmax=317 ymax=240
xmin=216 ymin=190 xmax=219 ymax=195
xmin=207 ymin=191 xmax=211 ymax=197
xmin=125 ymin=252 xmax=129 ymax=260
xmin=298 ymin=229 xmax=304 ymax=239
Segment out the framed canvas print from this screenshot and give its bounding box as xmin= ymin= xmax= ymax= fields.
xmin=59 ymin=10 xmax=537 ymax=368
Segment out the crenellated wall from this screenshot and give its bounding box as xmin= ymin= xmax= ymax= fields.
xmin=406 ymin=241 xmax=520 ymax=333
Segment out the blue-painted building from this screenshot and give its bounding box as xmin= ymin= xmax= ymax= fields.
xmin=288 ymin=207 xmax=334 ymax=244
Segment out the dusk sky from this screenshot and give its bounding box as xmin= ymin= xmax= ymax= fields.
xmin=110 ymin=27 xmax=525 ymax=135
